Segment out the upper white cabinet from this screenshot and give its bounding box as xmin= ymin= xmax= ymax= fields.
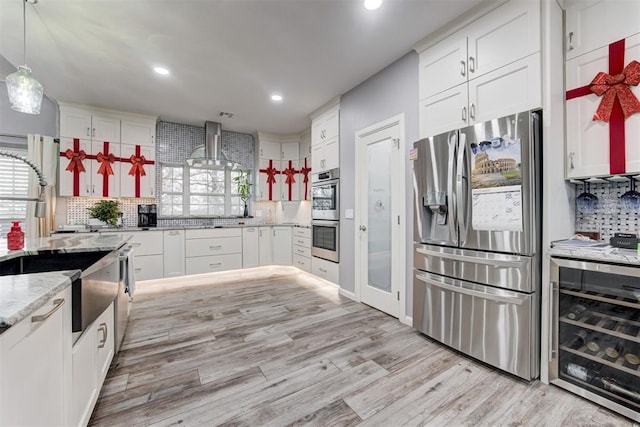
xmin=417 ymin=0 xmax=541 ymax=137
xmin=255 ymin=133 xmax=301 ymax=201
xmin=0 ymin=287 xmax=72 ymax=427
xmin=298 ymin=131 xmax=312 ymax=201
xmin=565 ymin=0 xmax=640 ymax=60
xmin=311 ymin=104 xmax=340 ymax=173
xmin=58 ymin=103 xmax=157 ymax=198
xmin=565 ymin=33 xmax=640 ymax=178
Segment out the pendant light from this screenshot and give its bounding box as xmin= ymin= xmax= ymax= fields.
xmin=5 ymin=0 xmax=43 ymax=115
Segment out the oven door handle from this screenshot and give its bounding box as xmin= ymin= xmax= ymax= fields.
xmin=415 ymin=273 xmax=525 ymax=305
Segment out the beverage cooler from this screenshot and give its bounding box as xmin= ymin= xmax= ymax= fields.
xmin=550 ymin=257 xmax=640 ymax=422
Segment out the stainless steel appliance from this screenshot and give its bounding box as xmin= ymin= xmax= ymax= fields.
xmin=138 ymin=203 xmax=157 ymax=227
xmin=311 ymin=220 xmax=339 ymax=263
xmin=311 ymin=168 xmax=339 ymax=221
xmin=114 ymin=247 xmax=134 ymax=353
xmin=549 ymin=257 xmax=640 ymax=422
xmin=413 ymin=110 xmax=541 ymax=380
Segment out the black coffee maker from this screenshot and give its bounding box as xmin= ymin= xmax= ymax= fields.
xmin=137 ymin=204 xmax=157 ymax=227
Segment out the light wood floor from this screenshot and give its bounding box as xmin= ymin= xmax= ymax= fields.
xmin=90 ymin=267 xmax=632 ymax=426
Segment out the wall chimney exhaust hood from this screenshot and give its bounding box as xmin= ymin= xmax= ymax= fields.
xmin=186 ymin=121 xmax=240 ymax=170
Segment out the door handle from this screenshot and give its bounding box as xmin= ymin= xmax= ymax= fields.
xmin=469 ymin=104 xmax=476 ymax=120
xmin=461 ymin=106 xmax=467 ymax=122
xmin=359 ymin=225 xmax=367 ymax=231
xmin=468 ymin=56 xmax=475 ymax=73
xmin=568 ymin=32 xmax=574 ymax=52
xmin=460 ymin=60 xmax=466 ymax=77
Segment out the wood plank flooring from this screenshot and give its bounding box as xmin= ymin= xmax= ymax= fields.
xmin=89 ymin=267 xmax=633 ymax=426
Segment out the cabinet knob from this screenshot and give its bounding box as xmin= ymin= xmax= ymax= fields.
xmin=468 ymin=56 xmax=475 ymax=73
xmin=460 ymin=60 xmax=466 ymax=77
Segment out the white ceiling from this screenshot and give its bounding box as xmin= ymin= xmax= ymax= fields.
xmin=0 ymin=0 xmax=484 ymax=135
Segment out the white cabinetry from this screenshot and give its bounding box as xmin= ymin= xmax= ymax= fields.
xmin=119 ymin=231 xmax=164 ymax=281
xmin=565 ymin=0 xmax=640 ymax=60
xmin=299 ymin=131 xmax=312 ymax=200
xmin=292 ymin=227 xmax=311 ymax=272
xmin=58 ymin=103 xmax=157 ymax=198
xmin=311 ymin=105 xmax=340 ymax=173
xmin=185 ymin=228 xmax=243 ymax=274
xmin=272 ymin=227 xmax=292 ymax=266
xmin=242 ymin=227 xmax=260 ymax=268
xmin=312 ymin=257 xmax=339 ymax=285
xmin=71 ymin=302 xmax=114 ymax=427
xmin=255 ymin=133 xmax=301 ymax=201
xmin=163 ymin=229 xmax=185 ymax=277
xmin=417 ymin=0 xmax=541 ymax=138
xmin=258 ymin=227 xmax=273 ymax=266
xmin=0 ymin=287 xmax=72 ymax=427
xmin=565 ymin=33 xmax=640 ymax=178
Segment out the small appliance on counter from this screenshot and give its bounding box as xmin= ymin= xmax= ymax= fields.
xmin=610 ymin=232 xmax=640 ymax=250
xmin=137 ymin=204 xmax=157 ymax=227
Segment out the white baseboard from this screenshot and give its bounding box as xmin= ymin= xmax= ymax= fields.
xmin=338 ymin=287 xmax=358 ymax=302
xmin=401 ymin=315 xmax=413 ymax=326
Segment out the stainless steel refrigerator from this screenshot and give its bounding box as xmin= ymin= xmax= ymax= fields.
xmin=412 ymin=110 xmax=541 ymax=380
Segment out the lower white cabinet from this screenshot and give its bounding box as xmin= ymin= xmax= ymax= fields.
xmin=185 ymin=228 xmax=243 ymax=275
xmin=272 ymin=227 xmax=292 ymax=266
xmin=163 ymin=229 xmax=185 ymax=278
xmin=0 ymin=287 xmax=72 ymax=427
xmin=292 ymin=227 xmax=311 ymax=272
xmin=312 ymin=257 xmax=340 ymax=285
xmin=71 ymin=302 xmax=114 ymax=427
xmin=242 ymin=227 xmax=259 ymax=268
xmin=110 ymin=230 xmax=164 ymax=281
xmin=258 ymin=227 xmax=273 ymax=266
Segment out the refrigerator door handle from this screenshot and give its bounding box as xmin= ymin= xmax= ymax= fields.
xmin=415 ymin=272 xmax=525 ymax=305
xmin=415 ymin=247 xmax=524 ymax=268
xmin=456 ymin=132 xmax=468 ymax=245
xmin=447 ymin=132 xmax=457 ymax=240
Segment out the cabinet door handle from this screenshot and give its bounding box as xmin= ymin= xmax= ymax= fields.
xmin=92 ymin=128 xmax=96 ymax=138
xmin=319 ymin=267 xmax=327 ymax=273
xmin=86 ymin=184 xmax=90 ymax=195
xmin=469 ymin=103 xmax=476 ymax=120
xmin=86 ymin=127 xmax=91 ymax=137
xmin=461 ymin=106 xmax=467 ymax=122
xmin=460 ymin=60 xmax=466 ymax=77
xmin=468 ymin=56 xmax=475 ymax=73
xmin=209 ymin=262 xmax=222 ymax=267
xmin=568 ymin=31 xmax=574 ymax=52
xmin=130 ymin=242 xmax=141 ymax=247
xmin=569 ymin=152 xmax=575 ymax=170
xmin=209 ymin=245 xmax=222 ymax=250
xmin=135 ymin=267 xmax=142 ymax=272
xmin=31 ymin=299 xmax=65 ymax=323
xmin=97 ymin=322 xmax=108 ymax=348
xmin=92 ymin=184 xmax=95 ymax=194
xmin=168 ymin=231 xmax=180 ymax=235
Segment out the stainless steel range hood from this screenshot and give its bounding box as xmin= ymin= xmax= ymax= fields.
xmin=186 ymin=121 xmax=240 ymax=169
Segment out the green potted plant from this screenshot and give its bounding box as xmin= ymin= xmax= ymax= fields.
xmin=233 ymin=170 xmax=253 ymax=217
xmin=87 ymin=200 xmax=121 ymax=227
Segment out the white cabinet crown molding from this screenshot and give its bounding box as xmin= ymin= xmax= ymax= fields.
xmin=57 ymin=101 xmax=158 ymax=123
xmin=308 ymin=96 xmax=341 ymax=121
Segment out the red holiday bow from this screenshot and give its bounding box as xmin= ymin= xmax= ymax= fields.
xmin=64 ymin=149 xmax=87 ymax=173
xmin=300 ymin=161 xmax=311 ymax=184
xmin=283 ymin=165 xmax=297 ymax=184
xmin=263 ymin=165 xmax=278 ymax=184
xmin=589 ymin=60 xmax=640 ymax=122
xmin=129 ymin=155 xmax=148 ymax=176
xmin=96 ymin=152 xmax=116 ymax=176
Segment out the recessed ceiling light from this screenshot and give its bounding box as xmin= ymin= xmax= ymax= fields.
xmin=153 ymin=66 xmax=170 ymax=76
xmin=364 ymin=0 xmax=382 ymax=10
xmin=271 ymin=94 xmax=283 ymax=102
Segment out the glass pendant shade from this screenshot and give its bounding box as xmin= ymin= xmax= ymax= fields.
xmin=6 ymin=65 xmax=43 ymax=114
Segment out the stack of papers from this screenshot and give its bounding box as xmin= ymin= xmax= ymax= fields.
xmin=551 ymin=239 xmax=612 ymax=252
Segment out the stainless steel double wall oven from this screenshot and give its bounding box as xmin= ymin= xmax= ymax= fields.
xmin=311 ymin=168 xmax=339 ymax=263
xmin=412 ymin=110 xmax=542 ymax=380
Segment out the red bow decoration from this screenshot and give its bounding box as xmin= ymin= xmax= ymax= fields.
xmin=283 ymin=165 xmax=297 ymax=184
xmin=262 ymin=165 xmax=278 ymax=184
xmin=96 ymin=152 xmax=116 ymax=176
xmin=299 ymin=158 xmax=311 ymax=200
xmin=589 ymin=60 xmax=640 ymax=122
xmin=64 ymin=148 xmax=87 ymax=173
xmin=129 ymin=155 xmax=148 ymax=176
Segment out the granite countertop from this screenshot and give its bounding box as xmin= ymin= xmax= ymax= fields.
xmin=548 ymin=246 xmax=640 ymax=266
xmin=0 ymin=233 xmax=132 ymax=262
xmin=0 ymin=270 xmax=81 ymax=331
xmin=57 ymin=223 xmax=312 ymax=233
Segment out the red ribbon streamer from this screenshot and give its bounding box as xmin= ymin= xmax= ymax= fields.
xmin=299 ymin=158 xmax=311 ymax=200
xmin=96 ymin=142 xmax=117 ymax=197
xmin=60 ymin=138 xmax=86 ymax=196
xmin=127 ymin=145 xmax=155 ymax=197
xmin=259 ymin=159 xmax=280 ymax=200
xmin=282 ymin=160 xmax=298 ymax=201
xmin=565 ymin=38 xmax=640 ymax=174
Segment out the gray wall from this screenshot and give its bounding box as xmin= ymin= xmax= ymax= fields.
xmin=0 ymin=55 xmax=57 ymax=144
xmin=339 ymin=51 xmax=418 ymax=317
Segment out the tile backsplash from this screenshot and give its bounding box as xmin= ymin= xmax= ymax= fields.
xmin=574 ymin=180 xmax=640 ymax=242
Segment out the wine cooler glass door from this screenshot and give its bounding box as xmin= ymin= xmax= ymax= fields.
xmin=550 ymin=257 xmax=640 ymax=422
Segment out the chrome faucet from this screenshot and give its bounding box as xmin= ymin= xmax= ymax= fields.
xmin=0 ymin=150 xmax=47 ymax=217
